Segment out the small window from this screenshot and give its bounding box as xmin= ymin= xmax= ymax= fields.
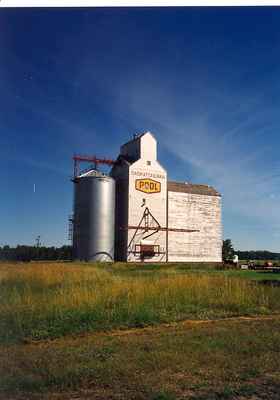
xmin=146 ymin=161 xmax=151 ymax=165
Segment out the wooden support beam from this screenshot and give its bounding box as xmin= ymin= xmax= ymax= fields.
xmin=122 ymin=226 xmax=199 ymax=233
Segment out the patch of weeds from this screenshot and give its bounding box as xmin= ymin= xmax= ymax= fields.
xmin=44 ymin=366 xmax=87 ymax=390
xmin=201 ymin=384 xmax=256 ymax=400
xmin=0 ymin=375 xmax=46 ymax=393
xmin=152 ymin=391 xmax=177 ymax=400
xmin=237 ymin=384 xmax=256 ymax=396
xmin=216 ymin=386 xmax=238 ymax=399
xmin=239 ymin=367 xmax=259 ymax=380
xmin=191 ymin=386 xmax=243 ymax=400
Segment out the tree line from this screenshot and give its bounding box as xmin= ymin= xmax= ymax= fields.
xmin=0 ymin=245 xmax=72 ymax=262
xmin=223 ymin=239 xmax=280 ymax=261
xmin=236 ymin=250 xmax=280 ymax=261
xmin=0 ymin=241 xmax=279 ymax=262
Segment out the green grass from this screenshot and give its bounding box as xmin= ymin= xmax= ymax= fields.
xmin=1 ymin=318 xmax=280 ymax=399
xmin=1 ymin=262 xmax=280 ymax=343
xmin=1 ymin=262 xmax=280 ymax=399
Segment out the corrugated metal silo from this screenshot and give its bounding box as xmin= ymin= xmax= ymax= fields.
xmin=73 ymin=170 xmax=115 ymax=261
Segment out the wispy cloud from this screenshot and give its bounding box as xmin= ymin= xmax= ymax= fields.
xmin=94 ymin=70 xmax=280 ymax=250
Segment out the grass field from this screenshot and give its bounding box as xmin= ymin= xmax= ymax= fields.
xmin=1 ymin=262 xmax=280 ymax=399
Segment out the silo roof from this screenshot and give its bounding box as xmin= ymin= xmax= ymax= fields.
xmin=78 ymin=169 xmax=108 ymax=178
xmin=168 ymin=181 xmax=221 ymax=197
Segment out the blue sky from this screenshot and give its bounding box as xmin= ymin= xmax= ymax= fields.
xmin=0 ymin=7 xmax=280 ymax=251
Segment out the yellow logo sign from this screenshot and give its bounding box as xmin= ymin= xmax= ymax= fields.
xmin=135 ymin=178 xmax=161 ymax=194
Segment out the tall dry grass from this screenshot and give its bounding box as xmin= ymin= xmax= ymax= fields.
xmin=0 ymin=262 xmax=279 ymax=342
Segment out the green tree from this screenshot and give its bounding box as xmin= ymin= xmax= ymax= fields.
xmin=222 ymin=239 xmax=235 ymax=261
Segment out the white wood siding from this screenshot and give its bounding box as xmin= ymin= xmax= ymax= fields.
xmin=168 ymin=191 xmax=222 ymax=262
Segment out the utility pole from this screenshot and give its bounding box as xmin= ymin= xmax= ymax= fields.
xmin=36 ymin=235 xmax=41 ymax=248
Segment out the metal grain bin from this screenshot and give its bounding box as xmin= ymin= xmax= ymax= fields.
xmin=73 ymin=170 xmax=115 ymax=261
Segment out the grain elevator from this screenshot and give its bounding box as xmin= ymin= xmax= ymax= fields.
xmin=72 ymin=132 xmax=222 ymax=263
